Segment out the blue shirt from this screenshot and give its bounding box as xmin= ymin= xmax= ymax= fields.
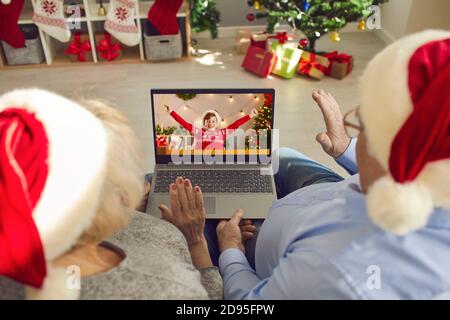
xmin=219 ymin=140 xmax=450 ymax=299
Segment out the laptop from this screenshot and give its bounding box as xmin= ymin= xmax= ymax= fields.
xmin=146 ymin=89 xmax=277 ymax=219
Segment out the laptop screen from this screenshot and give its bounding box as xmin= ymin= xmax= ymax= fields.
xmin=151 ymin=89 xmax=275 ymax=164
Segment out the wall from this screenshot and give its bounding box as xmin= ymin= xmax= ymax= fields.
xmin=216 ymin=0 xmax=266 ymax=27
xmin=377 ymin=0 xmax=413 ymax=42
xmin=377 ymin=0 xmax=450 ymax=43
xmin=406 ymin=0 xmax=450 ymax=34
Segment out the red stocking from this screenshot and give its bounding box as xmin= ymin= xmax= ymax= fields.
xmin=147 ymin=0 xmax=183 ymax=35
xmin=0 ymin=0 xmax=26 ymax=48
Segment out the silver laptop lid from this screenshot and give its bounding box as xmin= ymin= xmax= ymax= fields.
xmin=150 ymin=89 xmax=275 ymax=165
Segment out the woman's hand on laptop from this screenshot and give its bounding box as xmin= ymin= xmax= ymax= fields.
xmin=159 ymin=177 xmax=213 ymax=269
xmin=312 ymin=90 xmax=351 ymax=158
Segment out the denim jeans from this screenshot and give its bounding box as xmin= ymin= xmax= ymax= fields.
xmin=146 ymin=148 xmax=344 ymax=268
xmin=204 ymin=148 xmax=344 ymax=267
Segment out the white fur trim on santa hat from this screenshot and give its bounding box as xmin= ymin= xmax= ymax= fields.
xmin=25 ymin=265 xmax=80 ymax=300
xmin=367 ymin=176 xmax=433 ymax=235
xmin=0 ymin=89 xmax=108 ymax=261
xmin=201 ymin=110 xmax=222 ymax=127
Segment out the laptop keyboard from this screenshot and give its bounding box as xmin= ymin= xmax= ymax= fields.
xmin=154 ymin=170 xmax=273 ymax=193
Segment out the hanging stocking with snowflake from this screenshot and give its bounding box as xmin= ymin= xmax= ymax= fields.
xmin=104 ymin=0 xmax=140 ymax=46
xmin=32 ymin=0 xmax=70 ymax=42
xmin=0 ymin=0 xmax=26 ymax=48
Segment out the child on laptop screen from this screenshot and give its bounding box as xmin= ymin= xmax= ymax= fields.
xmin=165 ymin=105 xmax=258 ymax=151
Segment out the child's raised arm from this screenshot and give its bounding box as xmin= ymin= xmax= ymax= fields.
xmin=167 ymin=108 xmax=193 ymax=133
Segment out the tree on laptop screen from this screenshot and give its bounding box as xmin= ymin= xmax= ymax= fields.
xmin=154 ymin=93 xmax=273 ymax=156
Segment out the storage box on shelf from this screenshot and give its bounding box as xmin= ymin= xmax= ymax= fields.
xmin=1 ymin=25 xmax=45 ymax=65
xmin=143 ymin=21 xmax=182 ymax=61
xmin=0 ymin=0 xmax=191 ymax=69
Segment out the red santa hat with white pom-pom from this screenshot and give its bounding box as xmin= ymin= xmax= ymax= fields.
xmin=0 ymin=88 xmax=108 ymax=299
xmin=359 ymin=30 xmax=450 ymax=235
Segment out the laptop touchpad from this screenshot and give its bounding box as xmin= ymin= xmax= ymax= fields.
xmin=204 ymin=197 xmax=216 ymax=215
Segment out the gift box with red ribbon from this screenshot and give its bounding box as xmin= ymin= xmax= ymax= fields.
xmin=269 ymin=41 xmax=303 ymax=79
xmin=156 ymin=135 xmax=169 ymax=147
xmin=297 ymin=51 xmax=330 ymax=80
xmin=95 ymin=32 xmax=122 ymax=62
xmin=156 ymin=135 xmax=169 ymax=154
xmin=324 ymin=51 xmax=353 ymax=79
xmin=235 ymin=29 xmax=252 ymax=54
xmin=250 ymin=32 xmax=269 ymax=50
xmin=242 ymin=45 xmax=277 ymax=78
xmin=64 ymin=33 xmax=92 ymax=62
xmin=266 ymin=31 xmax=297 ymax=49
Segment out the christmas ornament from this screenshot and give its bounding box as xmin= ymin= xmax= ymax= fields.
xmin=299 ymin=38 xmax=309 ymax=48
xmin=303 ymin=1 xmax=310 ymax=11
xmin=254 ymin=0 xmax=260 ymax=10
xmin=0 ymin=0 xmax=26 ymax=48
xmin=330 ymin=31 xmax=341 ymax=42
xmin=104 ymin=0 xmax=140 ymax=46
xmin=358 ymin=19 xmax=366 ymax=31
xmin=32 ymin=0 xmax=71 ymax=42
xmin=246 ymin=13 xmax=255 ymax=22
xmin=98 ymin=0 xmax=107 ymax=16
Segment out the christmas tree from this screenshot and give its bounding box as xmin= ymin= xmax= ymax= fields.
xmin=190 ymin=0 xmax=221 ymax=39
xmin=253 ymin=93 xmax=273 ymax=131
xmin=248 ymin=94 xmax=273 ymax=150
xmin=246 ymin=0 xmax=388 ymax=51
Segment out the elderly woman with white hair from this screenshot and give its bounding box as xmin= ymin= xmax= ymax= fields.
xmin=0 ymin=89 xmax=222 ymax=300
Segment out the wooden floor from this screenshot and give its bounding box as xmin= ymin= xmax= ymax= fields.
xmin=0 ymin=32 xmax=385 ymax=176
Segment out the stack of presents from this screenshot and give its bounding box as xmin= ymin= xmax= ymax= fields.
xmin=237 ymin=29 xmax=353 ymax=80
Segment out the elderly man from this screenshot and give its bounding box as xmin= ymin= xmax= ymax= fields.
xmin=215 ymin=30 xmax=450 ymax=299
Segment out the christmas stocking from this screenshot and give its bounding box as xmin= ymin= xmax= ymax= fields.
xmin=32 ymin=0 xmax=70 ymax=42
xmin=104 ymin=0 xmax=140 ymax=47
xmin=0 ymin=0 xmax=26 ymax=48
xmin=147 ymin=0 xmax=183 ymax=35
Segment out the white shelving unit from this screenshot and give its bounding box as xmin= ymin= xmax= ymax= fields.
xmin=0 ymin=0 xmax=191 ymax=68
